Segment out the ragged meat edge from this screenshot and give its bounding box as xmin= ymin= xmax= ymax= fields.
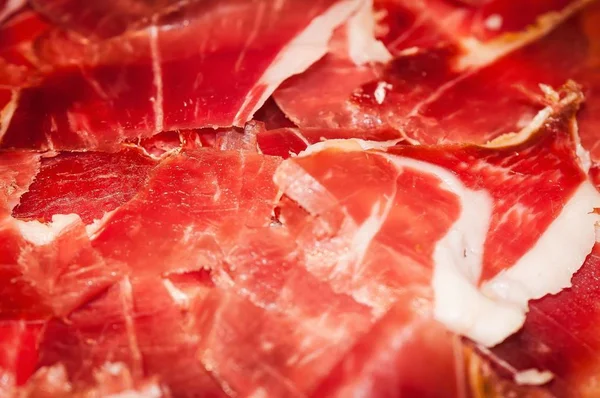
xmin=233 ymin=0 xmax=386 ymax=126
xmin=285 ymin=91 xmax=600 ymax=350
xmin=457 ymin=0 xmax=595 ymax=70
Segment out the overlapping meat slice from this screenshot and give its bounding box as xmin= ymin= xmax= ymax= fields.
xmin=312 ymin=289 xmax=464 ymax=398
xmin=475 ymin=243 xmax=600 ymax=397
xmin=0 ymin=320 xmax=43 ymax=396
xmin=394 ymin=1 xmax=600 ymax=148
xmin=0 ymin=147 xmax=162 ymax=321
xmin=90 ymin=149 xmax=281 ymax=276
xmin=274 ymin=87 xmax=600 ymax=346
xmin=38 ymin=277 xmax=224 ymax=397
xmin=376 ymin=0 xmax=588 ymax=55
xmin=274 ymin=0 xmax=591 ymax=144
xmin=0 ymin=0 xmax=371 ymax=151
xmin=13 ymin=148 xmax=156 ymax=224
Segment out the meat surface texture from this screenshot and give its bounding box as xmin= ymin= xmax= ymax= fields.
xmin=1 ymin=1 xmax=600 ymax=398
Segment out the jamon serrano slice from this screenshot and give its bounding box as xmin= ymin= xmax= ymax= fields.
xmin=274 ymin=86 xmax=600 ymax=346
xmin=38 ymin=277 xmax=224 ymax=397
xmin=0 ymin=320 xmax=43 ymax=396
xmin=91 ymin=149 xmax=281 ymax=276
xmin=480 ymin=244 xmax=600 ymax=397
xmin=17 ymin=362 xmax=169 ymax=398
xmin=0 ymin=151 xmax=131 ymax=320
xmin=274 ymin=0 xmax=590 ymax=143
xmin=0 ymin=0 xmax=372 ymax=151
xmin=311 ymin=289 xmax=463 ymax=398
xmin=12 ymin=149 xmax=157 ymax=224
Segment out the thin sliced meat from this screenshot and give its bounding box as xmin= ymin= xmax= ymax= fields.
xmin=0 ymin=320 xmax=43 ymax=396
xmin=13 ymin=149 xmax=157 ymax=224
xmin=91 ymin=149 xmax=281 ymax=276
xmin=0 ymin=8 xmax=50 ymax=87
xmin=483 ymin=243 xmax=600 ymax=397
xmin=19 ymin=362 xmax=169 ymax=398
xmin=400 ymin=1 xmax=600 ymax=148
xmin=274 ymin=88 xmax=600 ymax=346
xmin=0 ymin=0 xmax=370 ymax=151
xmin=0 ymin=151 xmax=40 ymax=212
xmin=256 ymin=126 xmax=403 ymax=158
xmin=312 ymin=289 xmax=463 ymax=398
xmin=376 ymin=0 xmax=588 ymax=54
xmin=30 ymin=0 xmax=182 ymax=39
xmin=1 ymin=216 xmax=122 ymax=319
xmin=39 ymin=277 xmax=221 ymax=397
xmin=275 ymin=0 xmax=590 ymax=143
xmin=193 ymin=284 xmax=371 ymax=397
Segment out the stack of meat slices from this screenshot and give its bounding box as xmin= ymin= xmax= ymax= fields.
xmin=1 ymin=0 xmax=600 ymax=397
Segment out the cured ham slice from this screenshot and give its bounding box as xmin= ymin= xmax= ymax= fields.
xmin=312 ymin=289 xmax=463 ymax=398
xmin=12 ymin=149 xmax=156 ymax=224
xmin=18 ymin=363 xmax=169 ymax=398
xmin=273 ymin=87 xmax=600 ymax=346
xmin=376 ymin=0 xmax=587 ymax=55
xmin=0 ymin=0 xmax=371 ymax=151
xmin=0 ymin=320 xmax=43 ymax=395
xmin=274 ymin=0 xmax=591 ymax=144
xmin=91 ymin=149 xmax=281 ymax=276
xmin=256 ymin=126 xmax=403 ymax=158
xmin=479 ymin=244 xmax=600 ymax=397
xmin=38 ymin=277 xmax=223 ymax=397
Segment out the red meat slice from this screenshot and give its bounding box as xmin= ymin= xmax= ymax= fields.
xmin=0 ymin=8 xmax=50 ymax=87
xmin=274 ymin=0 xmax=589 ymax=143
xmin=29 ymin=0 xmax=182 ymax=39
xmin=0 ymin=151 xmax=124 ymax=320
xmin=19 ymin=362 xmax=169 ymax=397
xmin=273 ymin=89 xmax=599 ymax=346
xmin=0 ymin=320 xmax=43 ymax=395
xmin=376 ymin=0 xmax=586 ymax=53
xmin=312 ymin=289 xmax=463 ymax=398
xmin=194 ymin=285 xmax=370 ymax=397
xmin=0 ymin=217 xmax=122 ymax=319
xmin=484 ymin=243 xmax=600 ymax=396
xmin=13 ymin=149 xmax=157 ymax=224
xmin=0 ymin=151 xmax=40 ymax=212
xmin=91 ymin=149 xmax=281 ymax=276
xmin=0 ymin=0 xmax=369 ymax=151
xmin=39 ymin=277 xmax=223 ymax=397
xmin=256 ymin=126 xmax=403 ymax=158
xmin=398 ymin=1 xmax=600 ymax=148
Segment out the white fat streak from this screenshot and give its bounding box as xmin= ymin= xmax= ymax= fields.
xmin=110 ymin=384 xmax=164 ymax=398
xmin=457 ymin=0 xmax=593 ymax=70
xmin=149 ymin=25 xmax=164 ymax=133
xmin=381 ymin=154 xmax=506 ymax=346
xmin=233 ymin=0 xmax=365 ymax=125
xmin=0 ymin=0 xmax=25 ymax=23
xmin=373 ymin=81 xmax=391 ymax=105
xmin=297 ymin=137 xmax=402 ymax=157
xmin=86 ymin=209 xmax=119 ymax=239
xmin=345 ymin=0 xmax=392 ymax=65
xmin=0 ymin=89 xmax=19 ymax=142
xmin=482 ymin=182 xmax=600 ymax=312
xmin=484 ymin=106 xmax=552 ymax=149
xmin=15 ymin=214 xmax=81 ymax=246
xmin=295 ymin=136 xmax=599 ymax=347
xmin=162 ymin=279 xmax=190 ymax=308
xmin=514 ymin=369 xmax=554 ymax=386
xmin=572 ymin=116 xmax=592 ymax=173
